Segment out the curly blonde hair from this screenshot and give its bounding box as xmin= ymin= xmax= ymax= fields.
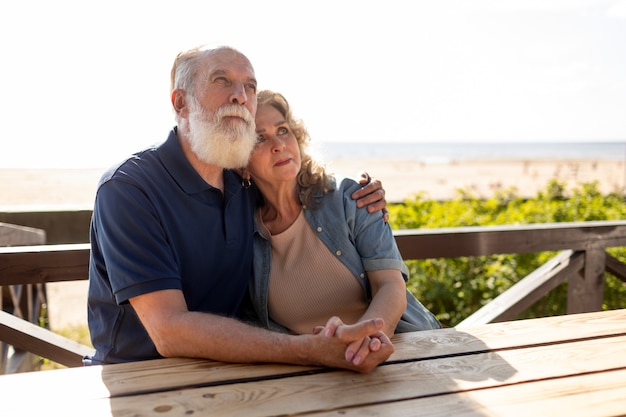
xmin=257 ymin=90 xmax=335 ymax=208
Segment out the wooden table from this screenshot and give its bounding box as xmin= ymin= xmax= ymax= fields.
xmin=1 ymin=309 xmax=625 ymax=416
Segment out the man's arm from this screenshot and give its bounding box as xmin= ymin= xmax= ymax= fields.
xmin=130 ymin=289 xmax=393 ymax=373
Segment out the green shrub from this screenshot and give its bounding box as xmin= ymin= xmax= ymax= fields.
xmin=389 ymin=180 xmax=626 ymax=327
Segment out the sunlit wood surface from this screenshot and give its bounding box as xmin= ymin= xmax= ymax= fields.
xmin=0 ymin=309 xmax=624 ymax=416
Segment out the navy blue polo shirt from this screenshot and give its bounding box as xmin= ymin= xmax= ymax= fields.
xmin=87 ymin=129 xmax=256 ymax=364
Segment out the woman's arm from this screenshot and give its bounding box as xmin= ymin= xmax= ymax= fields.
xmin=358 ymin=269 xmax=408 ymax=337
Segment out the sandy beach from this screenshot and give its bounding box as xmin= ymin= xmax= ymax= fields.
xmin=328 ymin=158 xmax=625 ymax=202
xmin=2 ymin=158 xmax=624 ymax=330
xmin=1 ymin=159 xmax=623 ymax=209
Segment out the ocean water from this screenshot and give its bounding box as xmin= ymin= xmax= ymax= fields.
xmin=317 ymin=141 xmax=626 ymax=163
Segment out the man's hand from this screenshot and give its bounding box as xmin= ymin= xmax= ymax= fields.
xmin=351 ymin=172 xmax=389 ymax=222
xmin=317 ymin=316 xmax=394 ymax=372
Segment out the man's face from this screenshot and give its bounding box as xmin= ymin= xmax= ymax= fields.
xmin=186 ymin=49 xmax=258 ymax=169
xmin=194 ymin=49 xmax=257 ymax=122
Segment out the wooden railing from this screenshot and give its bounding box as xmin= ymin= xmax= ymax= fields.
xmin=1 ymin=222 xmax=48 ymax=373
xmin=0 ymin=242 xmax=92 ymax=373
xmin=393 ymin=220 xmax=626 ymax=325
xmin=1 ymin=220 xmax=626 ymax=372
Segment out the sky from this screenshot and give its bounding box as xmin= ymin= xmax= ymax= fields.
xmin=1 ymin=0 xmax=626 ymax=168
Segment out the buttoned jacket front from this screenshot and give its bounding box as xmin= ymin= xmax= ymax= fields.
xmin=248 ymin=177 xmax=440 ymax=333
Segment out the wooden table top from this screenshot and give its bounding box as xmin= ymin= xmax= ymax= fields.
xmin=1 ymin=309 xmax=625 ymax=416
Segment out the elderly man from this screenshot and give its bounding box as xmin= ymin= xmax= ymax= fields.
xmin=86 ymin=45 xmax=392 ymax=373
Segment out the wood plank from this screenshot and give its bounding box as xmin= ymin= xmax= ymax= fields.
xmin=12 ymin=370 xmax=624 ymax=417
xmin=2 ymin=332 xmax=625 ymax=416
xmin=392 ymin=308 xmax=626 ymax=362
xmin=0 ymin=209 xmax=92 ymax=245
xmin=394 ymin=220 xmax=626 ymax=260
xmin=606 ymin=252 xmax=626 ymax=283
xmin=0 ymin=357 xmax=321 ymax=405
xmin=304 ymin=368 xmax=626 ymax=417
xmin=0 ymin=310 xmax=93 ymax=366
xmin=0 ymin=243 xmax=89 ymax=285
xmin=0 ymin=222 xmax=45 ymax=246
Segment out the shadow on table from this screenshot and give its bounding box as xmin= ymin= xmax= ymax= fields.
xmin=98 ymin=328 xmax=519 ymax=416
xmin=335 ymin=327 xmax=521 ymax=416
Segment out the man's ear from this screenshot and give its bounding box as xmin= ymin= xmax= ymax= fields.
xmin=171 ymin=89 xmax=187 ymax=116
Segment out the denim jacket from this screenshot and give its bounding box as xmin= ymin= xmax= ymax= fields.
xmin=246 ymin=177 xmax=441 ymax=333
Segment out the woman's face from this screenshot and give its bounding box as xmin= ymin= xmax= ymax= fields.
xmin=249 ymin=104 xmax=301 ymax=185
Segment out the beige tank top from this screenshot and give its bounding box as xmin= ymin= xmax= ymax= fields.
xmin=259 ymin=209 xmax=368 ymax=334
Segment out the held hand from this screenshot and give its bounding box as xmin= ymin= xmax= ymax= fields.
xmin=342 ymin=329 xmax=390 ymax=366
xmin=351 ymin=172 xmax=389 ymax=223
xmin=320 ymin=317 xmax=394 ymax=370
xmin=346 ymin=338 xmax=369 ymax=365
xmin=346 ymin=330 xmax=393 ymax=373
xmin=313 ymin=318 xmax=377 ymax=364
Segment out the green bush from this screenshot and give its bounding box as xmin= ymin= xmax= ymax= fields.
xmin=389 ymin=180 xmax=626 ymax=327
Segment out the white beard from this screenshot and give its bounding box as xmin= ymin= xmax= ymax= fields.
xmin=187 ymin=98 xmax=257 ymax=169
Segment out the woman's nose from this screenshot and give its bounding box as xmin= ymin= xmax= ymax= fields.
xmin=271 ymin=137 xmax=285 ymax=152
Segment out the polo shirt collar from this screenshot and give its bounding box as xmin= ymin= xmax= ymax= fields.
xmin=157 ymin=128 xmax=242 ymax=196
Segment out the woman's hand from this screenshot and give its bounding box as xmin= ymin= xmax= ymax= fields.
xmin=314 ymin=316 xmax=392 ymax=366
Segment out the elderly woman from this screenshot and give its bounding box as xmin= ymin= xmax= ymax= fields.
xmin=244 ymin=90 xmax=440 ymax=338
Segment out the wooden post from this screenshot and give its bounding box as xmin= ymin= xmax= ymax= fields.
xmin=567 ymin=246 xmax=606 ymax=314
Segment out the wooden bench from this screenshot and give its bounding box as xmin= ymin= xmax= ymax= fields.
xmin=1 ymin=223 xmax=92 ymax=372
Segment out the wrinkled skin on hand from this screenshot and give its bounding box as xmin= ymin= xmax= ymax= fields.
xmin=312 ymin=316 xmax=394 ymax=373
